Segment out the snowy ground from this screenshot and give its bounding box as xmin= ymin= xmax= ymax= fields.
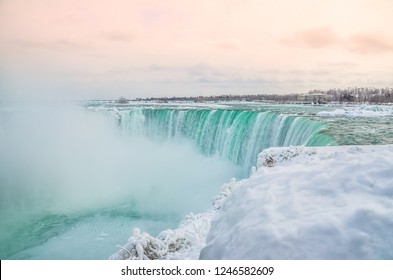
xmin=111 ymin=145 xmax=393 ymax=260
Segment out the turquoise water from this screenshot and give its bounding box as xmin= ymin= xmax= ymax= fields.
xmin=1 ymin=101 xmax=393 ymax=259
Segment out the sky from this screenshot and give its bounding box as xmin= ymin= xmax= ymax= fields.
xmin=1 ymin=0 xmax=393 ymax=100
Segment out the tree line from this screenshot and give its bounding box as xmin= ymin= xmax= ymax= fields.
xmin=131 ymin=87 xmax=393 ymax=104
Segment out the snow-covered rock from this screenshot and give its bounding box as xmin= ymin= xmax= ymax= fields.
xmin=257 ymin=146 xmax=316 ymax=168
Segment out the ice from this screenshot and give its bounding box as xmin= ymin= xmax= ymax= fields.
xmin=317 ymin=105 xmax=393 ymax=117
xmin=109 ymin=212 xmax=214 ymax=260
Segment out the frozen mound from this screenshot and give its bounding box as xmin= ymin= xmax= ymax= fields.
xmin=200 ymin=145 xmax=393 ymax=259
xmin=317 ymin=105 xmax=393 ymax=117
xmin=257 ymin=145 xmax=317 ymax=168
xmin=110 ymin=179 xmax=238 ymax=260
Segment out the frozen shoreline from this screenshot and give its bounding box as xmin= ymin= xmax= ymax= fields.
xmin=111 ymin=144 xmax=393 ymax=260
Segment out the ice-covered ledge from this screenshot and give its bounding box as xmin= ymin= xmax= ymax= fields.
xmin=111 ymin=145 xmax=393 ymax=260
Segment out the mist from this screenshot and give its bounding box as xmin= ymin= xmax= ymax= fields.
xmin=0 ymin=103 xmax=242 ymax=221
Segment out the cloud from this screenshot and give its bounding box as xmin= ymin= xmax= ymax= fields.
xmin=281 ymin=27 xmax=340 ymax=48
xmin=215 ymin=37 xmax=243 ymax=50
xmin=12 ymin=39 xmax=89 ymax=51
xmin=101 ymin=31 xmax=135 ymax=42
xmin=139 ymin=9 xmax=164 ymax=25
xmin=282 ymin=27 xmax=393 ymax=55
xmin=347 ymin=33 xmax=393 ymax=54
xmin=320 ymin=61 xmax=358 ymax=68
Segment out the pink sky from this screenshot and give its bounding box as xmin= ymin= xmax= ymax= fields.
xmin=1 ymin=0 xmax=393 ymax=100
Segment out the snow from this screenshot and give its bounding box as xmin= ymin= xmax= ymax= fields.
xmin=112 ymin=145 xmax=393 ymax=260
xmin=317 ymin=105 xmax=393 ymax=117
xmin=200 ymin=145 xmax=393 ymax=259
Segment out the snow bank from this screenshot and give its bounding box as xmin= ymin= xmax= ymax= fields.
xmin=317 ymin=105 xmax=393 ymax=117
xmin=200 ymin=145 xmax=393 ymax=259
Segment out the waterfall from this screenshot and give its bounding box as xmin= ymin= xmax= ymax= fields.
xmin=118 ymin=108 xmax=334 ymax=170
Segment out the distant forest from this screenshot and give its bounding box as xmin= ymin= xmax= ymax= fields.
xmin=129 ymin=87 xmax=393 ymax=104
